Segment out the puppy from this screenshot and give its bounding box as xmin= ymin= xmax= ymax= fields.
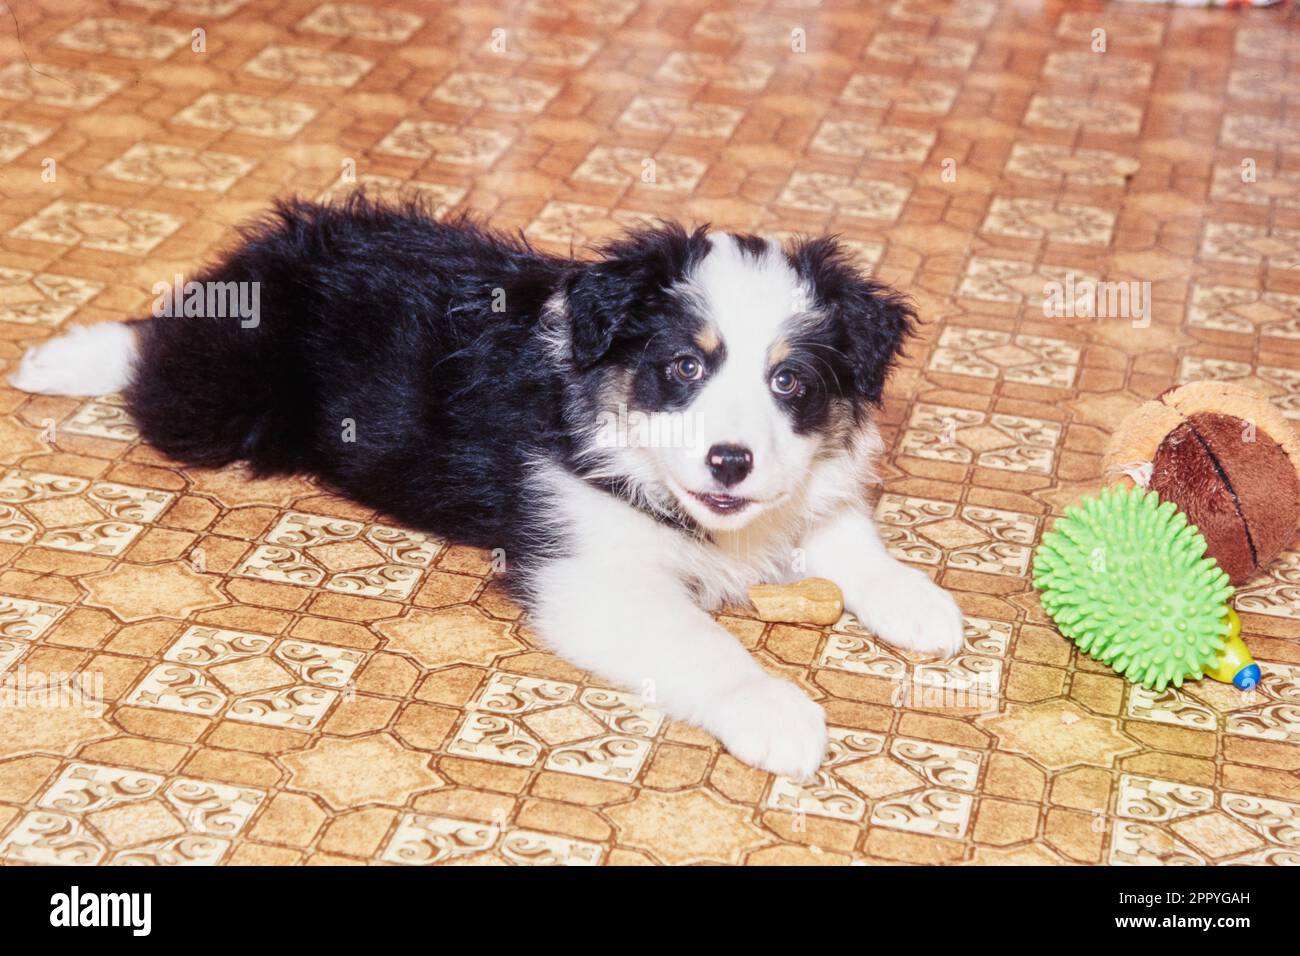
xmin=11 ymin=196 xmax=964 ymax=779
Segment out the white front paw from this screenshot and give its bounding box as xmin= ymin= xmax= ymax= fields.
xmin=853 ymin=566 xmax=965 ymax=658
xmin=704 ymin=676 xmax=827 ymax=782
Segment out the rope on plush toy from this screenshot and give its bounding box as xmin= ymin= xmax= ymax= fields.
xmin=1105 ymin=460 xmax=1153 ymax=488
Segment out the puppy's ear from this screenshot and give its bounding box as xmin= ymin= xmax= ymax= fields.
xmin=786 ymin=236 xmax=914 ymax=406
xmin=566 ymin=223 xmax=711 ymax=370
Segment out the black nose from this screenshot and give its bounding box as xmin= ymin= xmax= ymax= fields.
xmin=707 ymin=443 xmax=753 ymax=487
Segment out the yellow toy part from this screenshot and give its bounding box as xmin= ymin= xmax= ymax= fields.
xmin=1202 ymin=608 xmax=1261 ymax=690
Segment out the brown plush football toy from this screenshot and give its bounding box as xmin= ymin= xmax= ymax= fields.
xmin=1104 ymin=381 xmax=1300 ymax=585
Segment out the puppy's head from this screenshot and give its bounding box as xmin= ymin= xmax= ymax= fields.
xmin=565 ymin=224 xmax=912 ymax=532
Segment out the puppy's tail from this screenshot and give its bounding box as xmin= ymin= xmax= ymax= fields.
xmin=9 ymin=321 xmax=142 ymax=397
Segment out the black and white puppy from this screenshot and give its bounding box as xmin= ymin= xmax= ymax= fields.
xmin=11 ymin=196 xmax=964 ymax=780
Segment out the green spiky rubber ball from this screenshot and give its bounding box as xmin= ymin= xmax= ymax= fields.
xmin=1032 ymin=485 xmax=1234 ymax=691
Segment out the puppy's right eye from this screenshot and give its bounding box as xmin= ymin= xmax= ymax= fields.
xmin=669 ymin=355 xmax=704 ymax=383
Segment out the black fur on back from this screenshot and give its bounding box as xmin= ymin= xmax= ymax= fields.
xmin=127 ymin=194 xmax=579 ymax=562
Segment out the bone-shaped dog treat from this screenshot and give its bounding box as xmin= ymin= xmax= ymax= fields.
xmin=747 ymin=577 xmax=844 ymax=626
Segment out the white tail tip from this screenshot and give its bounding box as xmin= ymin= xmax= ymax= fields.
xmin=9 ymin=322 xmax=139 ymax=397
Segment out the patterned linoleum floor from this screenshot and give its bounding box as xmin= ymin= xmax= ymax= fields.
xmin=0 ymin=0 xmax=1298 ymax=867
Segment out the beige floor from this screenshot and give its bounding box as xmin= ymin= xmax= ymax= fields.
xmin=0 ymin=0 xmax=1298 ymax=866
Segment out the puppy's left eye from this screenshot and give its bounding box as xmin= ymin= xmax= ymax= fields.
xmin=670 ymin=355 xmax=704 ymax=383
xmin=770 ymin=368 xmax=800 ymax=397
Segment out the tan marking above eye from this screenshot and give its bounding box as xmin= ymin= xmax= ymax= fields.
xmin=694 ymin=323 xmax=721 ymax=353
xmin=768 ymin=337 xmax=791 ymax=365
